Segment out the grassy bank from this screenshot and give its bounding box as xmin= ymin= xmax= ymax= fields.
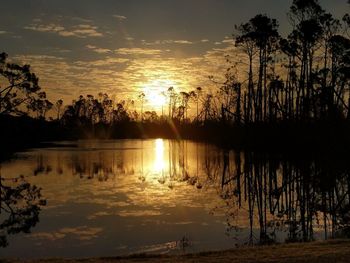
xmin=2 ymin=239 xmax=350 ymax=263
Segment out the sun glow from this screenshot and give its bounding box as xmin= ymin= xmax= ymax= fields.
xmin=141 ymin=79 xmax=177 ymax=108
xmin=146 ymin=90 xmax=167 ymax=107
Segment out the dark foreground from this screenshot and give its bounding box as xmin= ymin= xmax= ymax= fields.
xmin=2 ymin=240 xmax=350 ymax=263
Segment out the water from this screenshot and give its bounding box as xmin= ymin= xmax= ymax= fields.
xmin=0 ymin=139 xmax=349 ymax=258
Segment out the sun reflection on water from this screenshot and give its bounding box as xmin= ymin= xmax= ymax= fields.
xmin=154 ymin=139 xmax=165 ymax=173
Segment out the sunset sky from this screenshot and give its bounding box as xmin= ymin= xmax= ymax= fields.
xmin=0 ymin=0 xmax=347 ymax=110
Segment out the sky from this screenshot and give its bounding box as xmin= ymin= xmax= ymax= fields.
xmin=0 ymin=0 xmax=348 ymax=111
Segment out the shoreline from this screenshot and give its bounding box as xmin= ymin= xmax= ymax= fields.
xmin=2 ymin=239 xmax=350 ymax=263
xmin=2 ymin=114 xmax=350 ymax=158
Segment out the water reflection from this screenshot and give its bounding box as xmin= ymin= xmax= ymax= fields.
xmin=205 ymin=151 xmax=350 ymax=244
xmin=0 ymin=174 xmax=46 ymax=247
xmin=0 ymin=139 xmax=349 ymax=258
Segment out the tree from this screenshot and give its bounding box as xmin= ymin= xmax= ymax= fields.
xmin=288 ymin=0 xmax=325 ymax=119
xmin=143 ymin=110 xmax=158 ymax=122
xmin=250 ymin=15 xmax=280 ymax=121
xmin=55 ymin=99 xmax=63 ymax=120
xmin=0 ymin=52 xmax=44 ymax=116
xmin=112 ymin=100 xmax=130 ymax=122
xmin=167 ymin=87 xmax=177 ymax=119
xmin=329 ymin=35 xmax=350 ymax=119
xmin=235 ymin=14 xmax=280 ymax=122
xmin=179 ymin=91 xmax=190 ymax=122
xmin=235 ymin=22 xmax=257 ymax=123
xmin=289 ymin=0 xmax=324 ymax=24
xmin=280 ymin=37 xmax=299 ymax=119
xmin=190 ymin=87 xmax=202 ymax=122
xmin=138 ymin=92 xmax=145 ymax=122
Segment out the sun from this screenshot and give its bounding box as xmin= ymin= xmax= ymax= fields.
xmin=141 ymin=79 xmax=176 ymax=109
xmin=146 ymin=90 xmax=167 ymax=107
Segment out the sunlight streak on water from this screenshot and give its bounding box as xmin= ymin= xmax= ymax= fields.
xmin=154 ymin=139 xmax=165 ymax=173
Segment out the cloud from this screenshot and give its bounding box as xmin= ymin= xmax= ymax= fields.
xmin=115 ymin=47 xmax=163 ymax=56
xmin=24 ymin=23 xmax=64 ymax=33
xmin=9 ymin=34 xmax=242 ymax=111
xmin=222 ymin=39 xmax=233 ymax=44
xmin=113 ymin=14 xmax=127 ymax=20
xmin=24 ymin=22 xmax=103 ymax=38
xmin=0 ymin=30 xmax=8 ymax=34
xmin=117 ymin=210 xmax=162 ymax=217
xmin=74 ymin=57 xmax=129 ymax=67
xmin=11 ymin=53 xmax=132 ymax=103
xmin=58 ymin=31 xmax=75 ymax=37
xmin=200 ymin=39 xmax=209 ymax=43
xmin=63 ymin=24 xmax=103 ymax=37
xmin=86 ymin=45 xmax=111 ymax=54
xmin=172 ymin=40 xmax=193 ymax=44
xmin=142 ymin=39 xmax=194 ymax=45
xmin=86 ymin=44 xmax=96 ymax=49
xmin=10 ymin=42 xmax=233 ymax=106
xmin=71 ymin=16 xmax=93 ymax=23
xmin=30 ymin=226 xmax=103 ymax=241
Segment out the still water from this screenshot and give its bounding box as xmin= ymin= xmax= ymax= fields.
xmin=0 ymin=139 xmax=349 ymax=258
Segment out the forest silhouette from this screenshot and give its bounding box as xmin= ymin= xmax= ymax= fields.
xmin=1 ymin=0 xmax=350 ymax=155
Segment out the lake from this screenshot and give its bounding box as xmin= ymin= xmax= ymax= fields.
xmin=0 ymin=139 xmax=349 ymax=259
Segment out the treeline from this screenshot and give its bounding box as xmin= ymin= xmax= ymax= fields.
xmin=222 ymin=0 xmax=350 ymax=124
xmin=1 ymin=0 xmax=350 ymax=151
xmin=58 ymin=89 xmax=203 ymax=125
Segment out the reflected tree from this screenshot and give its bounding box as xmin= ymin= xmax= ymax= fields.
xmin=0 ymin=175 xmax=46 ymax=247
xmin=208 ymin=150 xmax=350 ymax=244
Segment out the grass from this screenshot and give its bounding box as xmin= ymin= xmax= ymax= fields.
xmin=2 ymin=239 xmax=350 ymax=263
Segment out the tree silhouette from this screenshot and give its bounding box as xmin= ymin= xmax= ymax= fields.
xmin=1 ymin=0 xmax=350 ymax=148
xmin=179 ymin=91 xmax=190 ymax=122
xmin=0 ymin=52 xmax=46 ymax=116
xmin=235 ymin=14 xmax=280 ymax=122
xmin=55 ymin=99 xmax=63 ymax=120
xmin=27 ymin=92 xmax=53 ymax=119
xmin=235 ymin=21 xmax=257 ymax=123
xmin=138 ymin=92 xmax=145 ymax=122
